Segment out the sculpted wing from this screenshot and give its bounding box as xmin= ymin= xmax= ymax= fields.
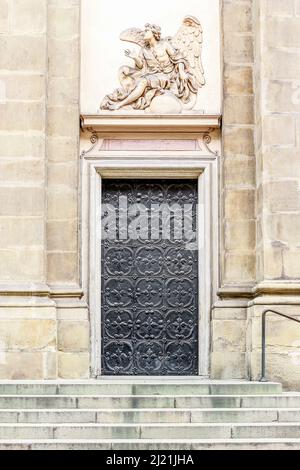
xmin=119 ymin=28 xmax=145 ymax=47
xmin=172 ymin=16 xmax=205 ymax=88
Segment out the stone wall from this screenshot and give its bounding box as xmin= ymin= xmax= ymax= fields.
xmin=0 ymin=0 xmax=89 ymax=379
xmin=0 ymin=0 xmax=300 ymax=387
xmin=249 ymin=0 xmax=300 ymax=388
xmin=211 ymin=0 xmax=300 ymax=389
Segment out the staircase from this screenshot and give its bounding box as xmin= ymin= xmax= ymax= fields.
xmin=0 ymin=380 xmax=300 ymax=450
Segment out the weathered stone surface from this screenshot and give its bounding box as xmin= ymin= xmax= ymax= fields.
xmin=0 ymin=0 xmax=8 ymax=33
xmin=58 ymin=353 xmax=90 ymax=379
xmin=211 ymin=352 xmax=247 ymax=379
xmin=0 ymin=249 xmax=45 ymax=281
xmin=47 ymin=220 xmax=77 ymax=252
xmin=212 ymin=320 xmax=246 ymax=352
xmin=223 ymin=127 xmax=255 ymax=157
xmin=224 ymin=95 xmax=254 ymax=125
xmin=224 ymin=65 xmax=253 ymax=95
xmin=0 ymin=352 xmax=43 ymax=379
xmin=48 ymin=5 xmax=79 ymax=39
xmin=58 ymin=321 xmax=89 ymax=352
xmin=0 ymin=320 xmax=56 ymax=350
xmin=0 ymin=36 xmax=46 ymax=71
xmin=47 ymin=253 xmax=78 ymax=283
xmin=224 ymin=189 xmax=255 ymax=219
xmin=12 ymin=0 xmax=46 ymax=33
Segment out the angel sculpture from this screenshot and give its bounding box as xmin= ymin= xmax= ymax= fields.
xmin=100 ymin=16 xmax=205 ymax=113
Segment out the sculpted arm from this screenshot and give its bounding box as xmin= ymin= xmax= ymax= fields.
xmin=125 ymin=48 xmax=144 ymax=69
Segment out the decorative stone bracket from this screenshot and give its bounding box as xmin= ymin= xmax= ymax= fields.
xmin=80 ymin=113 xmax=222 ymax=158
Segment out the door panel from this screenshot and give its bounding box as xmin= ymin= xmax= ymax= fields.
xmin=101 ymin=179 xmax=198 ymax=375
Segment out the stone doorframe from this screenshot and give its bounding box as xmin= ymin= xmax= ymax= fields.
xmin=81 ymin=148 xmax=219 ymax=378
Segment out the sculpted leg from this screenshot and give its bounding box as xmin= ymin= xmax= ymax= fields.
xmin=111 ymin=78 xmax=148 ymax=110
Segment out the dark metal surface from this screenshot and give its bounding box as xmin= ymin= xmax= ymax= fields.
xmin=101 ymin=179 xmax=199 ymax=376
xmin=260 ymin=309 xmax=300 ymax=382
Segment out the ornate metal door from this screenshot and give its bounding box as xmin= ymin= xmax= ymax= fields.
xmin=101 ymin=179 xmax=198 ymax=375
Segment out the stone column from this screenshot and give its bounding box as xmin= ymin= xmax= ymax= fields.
xmin=251 ymin=0 xmax=300 ymax=387
xmin=211 ymin=0 xmax=255 ymax=379
xmin=46 ymin=0 xmax=89 ymax=379
xmin=0 ymin=0 xmax=57 ymax=378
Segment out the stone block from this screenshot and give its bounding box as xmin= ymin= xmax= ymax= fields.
xmin=58 ymin=352 xmax=90 ymax=379
xmin=12 ymin=0 xmax=46 ymax=33
xmin=0 ymin=134 xmax=45 ymax=158
xmin=224 ymin=95 xmax=254 ymax=125
xmin=224 ymin=253 xmax=256 ymax=282
xmin=47 ymin=105 xmax=79 ymax=137
xmin=47 ymin=188 xmax=77 ymax=219
xmin=224 ymin=189 xmax=255 ymax=219
xmin=0 ymin=0 xmax=8 ymax=33
xmin=266 ymin=213 xmax=300 ymax=246
xmin=225 ymin=219 xmax=256 ymax=251
xmin=212 ymin=320 xmax=246 ymax=352
xmin=47 ymin=137 xmax=78 ymax=163
xmin=224 ymin=34 xmax=253 ymax=64
xmin=212 ymin=307 xmax=247 ymax=320
xmin=0 ymin=249 xmax=45 ymax=281
xmin=58 ymin=321 xmax=89 ymax=352
xmin=3 ymin=74 xmax=45 ymax=101
xmin=283 ymin=250 xmax=300 ymax=278
xmin=0 ymin=319 xmax=56 ymax=351
xmin=263 ymin=115 xmax=295 ymax=146
xmin=0 ymin=352 xmax=43 ymax=379
xmin=47 ymin=252 xmax=78 ymax=283
xmin=266 ymin=81 xmax=300 ymax=114
xmin=43 ymin=352 xmax=57 ymax=379
xmin=224 ymin=65 xmax=253 ymax=95
xmin=0 ymin=102 xmax=45 ymax=131
xmin=0 ymin=159 xmax=44 ymax=184
xmin=251 ymin=350 xmax=300 ymax=389
xmin=267 ymin=49 xmax=300 ymax=80
xmin=223 ymin=127 xmax=254 ymax=156
xmin=47 ymin=220 xmax=77 ymax=252
xmin=265 ymin=180 xmax=300 ymax=212
xmin=263 ymin=148 xmax=300 ymax=179
xmin=0 ymin=187 xmax=44 ymax=216
xmin=47 ymin=162 xmax=77 ymax=188
xmin=267 ymin=0 xmax=294 ymax=16
xmin=0 ymin=36 xmax=46 ymax=71
xmin=211 ymin=352 xmax=247 ymax=379
xmin=48 ymin=6 xmax=79 ymax=39
xmin=223 ymin=2 xmax=252 ymax=33
xmin=0 ymin=217 xmax=44 ymax=248
xmin=224 ymin=157 xmax=255 ymax=187
xmin=48 ymin=77 xmax=79 ymax=106
xmin=266 ymin=18 xmax=300 ymax=48
xmin=48 ymin=38 xmax=79 ymax=78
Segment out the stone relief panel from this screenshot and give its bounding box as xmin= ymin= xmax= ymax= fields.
xmin=81 ymin=0 xmax=221 ymax=115
xmin=100 ymin=17 xmax=205 ymax=114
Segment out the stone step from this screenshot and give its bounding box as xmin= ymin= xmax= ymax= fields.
xmin=0 ymin=381 xmax=282 ymax=396
xmin=0 ymin=423 xmax=300 ymax=439
xmin=0 ymin=394 xmax=298 ymax=409
xmin=1 ymin=408 xmax=300 ymax=423
xmin=1 ymin=439 xmax=300 ymax=450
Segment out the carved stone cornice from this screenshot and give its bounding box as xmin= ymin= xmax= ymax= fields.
xmin=218 ymin=281 xmax=300 ymax=300
xmin=0 ymin=283 xmax=84 ymax=299
xmin=80 ymin=113 xmax=221 ymax=135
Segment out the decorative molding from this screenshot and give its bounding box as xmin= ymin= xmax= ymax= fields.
xmin=80 ymin=114 xmax=221 ymax=135
xmin=0 ymin=283 xmax=84 ymax=299
xmin=218 ymin=281 xmax=300 ymax=300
